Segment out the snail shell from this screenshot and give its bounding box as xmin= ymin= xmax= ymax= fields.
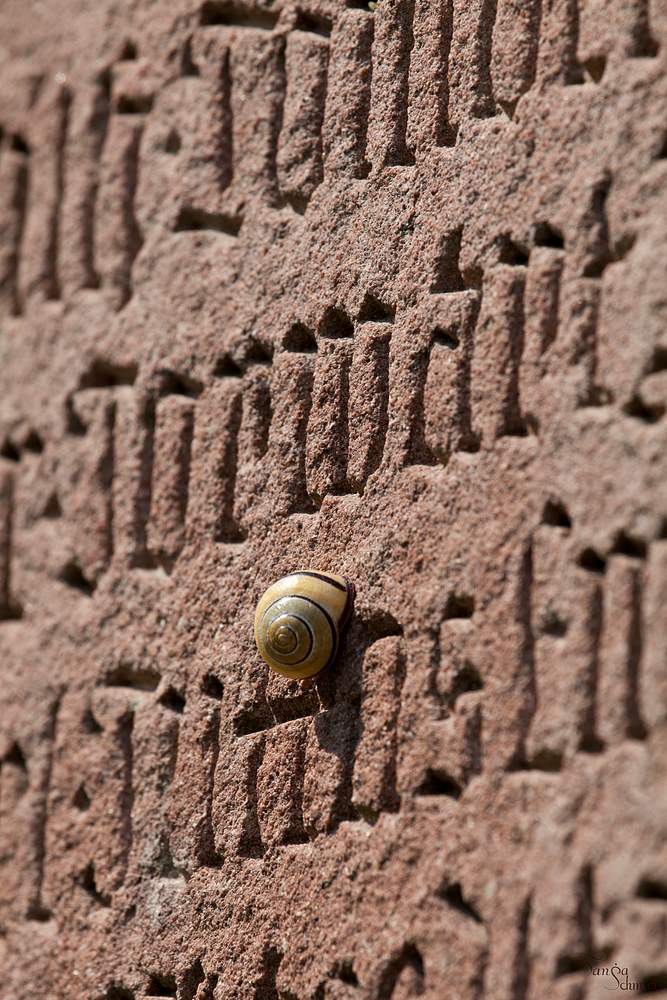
xmin=254 ymin=571 xmax=355 ymax=679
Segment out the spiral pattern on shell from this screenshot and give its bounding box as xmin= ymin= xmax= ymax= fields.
xmin=254 ymin=571 xmax=355 ymax=679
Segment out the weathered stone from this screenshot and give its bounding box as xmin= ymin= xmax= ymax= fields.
xmin=0 ymin=0 xmax=666 ymax=997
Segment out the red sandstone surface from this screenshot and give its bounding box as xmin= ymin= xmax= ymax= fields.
xmin=1 ymin=1 xmax=666 ymax=997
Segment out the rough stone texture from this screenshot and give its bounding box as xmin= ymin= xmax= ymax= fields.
xmin=0 ymin=0 xmax=666 ymax=997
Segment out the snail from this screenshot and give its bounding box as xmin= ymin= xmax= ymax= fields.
xmin=254 ymin=571 xmax=355 ymax=679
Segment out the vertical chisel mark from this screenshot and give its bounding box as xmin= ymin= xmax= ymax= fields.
xmin=555 ymin=278 xmax=601 ymax=407
xmin=233 ymin=363 xmax=273 ymax=536
xmin=0 ymin=463 xmax=21 ymax=620
xmin=510 ymin=543 xmax=537 ymax=768
xmin=95 ymin=115 xmax=144 ymax=308
xmin=597 ymin=555 xmax=647 ymax=744
xmin=67 ymin=388 xmax=116 ymax=583
xmin=408 ymin=0 xmax=457 ymax=150
xmin=431 ymin=227 xmax=468 ymax=293
xmin=116 ymin=709 xmax=135 ymax=885
xmin=113 ymin=388 xmax=156 ymax=568
xmin=186 ymin=379 xmax=244 ymax=544
xmin=537 ymin=0 xmax=584 ymax=86
xmin=306 ymin=311 xmax=355 ymax=503
xmin=519 ymin=245 xmax=565 ymax=429
xmin=256 ymin=720 xmax=310 ymax=847
xmin=323 ymin=10 xmax=375 ymax=178
xmin=277 ymin=31 xmax=329 ymax=211
xmin=267 ymin=351 xmax=316 ymax=515
xmin=147 ymin=395 xmax=195 ymax=570
xmin=491 ymin=0 xmax=543 ymax=116
xmin=638 ymin=541 xmax=667 ymax=733
xmin=352 ymin=636 xmax=406 ymax=819
xmin=217 ymin=732 xmax=266 ymax=859
xmin=226 ymin=30 xmax=287 ymax=207
xmin=0 ymin=137 xmax=30 ymax=316
xmin=526 ymin=529 xmax=604 ymax=766
xmin=48 ymin=86 xmax=71 ymax=301
xmin=424 ymin=292 xmax=481 ymax=463
xmin=213 ymin=386 xmax=244 ymax=543
xmin=18 ymin=84 xmax=71 ymax=305
xmin=512 ymin=897 xmax=532 ymax=1000
xmin=27 ymin=695 xmax=62 ymax=921
xmin=347 ymin=323 xmax=392 ymax=490
xmin=217 ymin=46 xmax=234 ymax=192
xmin=471 ymin=264 xmax=527 ymax=444
xmin=448 ymin=0 xmax=499 ymax=130
xmin=59 ymin=71 xmax=111 ymax=295
xmin=366 ymin=0 xmax=416 ymax=167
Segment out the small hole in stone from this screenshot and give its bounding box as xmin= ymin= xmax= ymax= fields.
xmin=624 ymin=394 xmax=664 ymax=424
xmin=529 ymin=749 xmax=563 ymax=772
xmin=60 ymin=562 xmax=95 ymax=595
xmin=438 ymin=882 xmax=483 ymax=923
xmin=105 ymin=665 xmax=161 ymax=691
xmin=73 ymin=783 xmax=91 ymax=811
xmin=583 ymin=257 xmax=609 ymax=278
xmin=451 ymin=663 xmax=483 ymax=703
xmin=202 ymin=673 xmax=224 ymax=700
xmin=649 ymin=345 xmax=667 ymax=374
xmin=637 ymin=878 xmax=667 ymax=900
xmin=611 ymin=531 xmax=647 ymax=560
xmin=146 ymin=973 xmax=177 ymax=997
xmin=319 ymin=307 xmax=354 ymax=339
xmin=120 ymin=40 xmax=137 ymax=60
xmin=433 ymin=327 xmax=460 ymax=350
xmin=78 ymin=861 xmax=111 ymax=906
xmin=117 ymin=95 xmax=153 ymax=115
xmin=443 ymin=595 xmax=474 ymax=619
xmin=214 ymin=355 xmax=244 ymax=377
xmin=5 ymin=742 xmax=27 ymax=770
xmin=82 ymin=708 xmax=103 ymax=734
xmin=365 ymin=610 xmax=403 ymax=641
xmin=416 ymin=769 xmax=462 ymax=798
xmin=79 ymin=359 xmax=138 ymax=389
xmin=181 ymin=36 xmax=199 ymax=76
xmin=158 ymin=370 xmax=204 ymax=397
xmin=541 ymin=613 xmax=567 ymax=638
xmin=23 ymin=430 xmax=44 ymax=453
xmin=11 ymin=134 xmax=29 ymax=155
xmin=542 ymin=500 xmax=572 ymax=528
xmin=165 ymin=129 xmax=181 ymax=154
xmin=0 ymin=439 xmax=20 ymax=462
xmin=498 ymin=237 xmax=529 ymax=266
xmin=534 ymin=222 xmax=564 ymax=250
xmin=200 ymin=0 xmax=279 ymax=27
xmin=358 ymin=293 xmax=395 ymax=323
xmin=555 ymin=953 xmax=592 ymax=976
xmin=337 ymin=962 xmax=358 ymax=986
xmin=245 ymin=339 xmax=273 ymax=365
xmin=294 ymin=10 xmax=332 ymax=35
xmin=578 ymin=549 xmax=606 ymax=574
xmin=43 ymin=493 xmax=62 ymax=519
xmin=284 ymin=323 xmax=317 ymax=353
xmin=159 ymin=688 xmax=185 ymax=714
xmin=584 ymin=56 xmax=606 ymax=83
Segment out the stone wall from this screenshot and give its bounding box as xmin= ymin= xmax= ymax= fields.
xmin=1 ymin=0 xmax=666 ymax=997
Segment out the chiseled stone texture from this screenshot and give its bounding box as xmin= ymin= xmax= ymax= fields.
xmin=0 ymin=0 xmax=666 ymax=997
